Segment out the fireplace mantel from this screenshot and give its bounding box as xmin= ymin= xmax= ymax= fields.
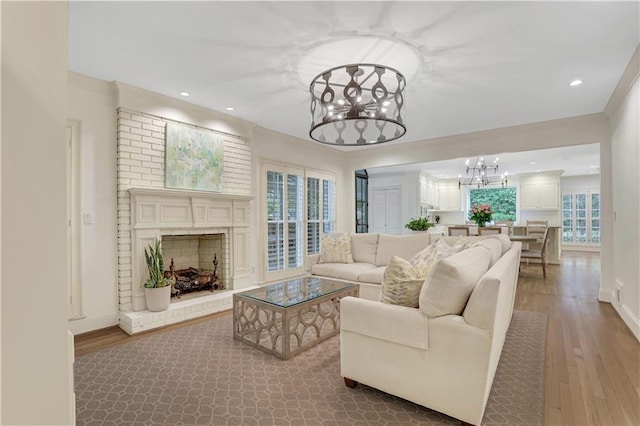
xmin=129 ymin=187 xmax=253 ymax=231
xmin=125 ymin=187 xmax=254 ymax=324
xmin=129 ymin=187 xmax=253 ymax=201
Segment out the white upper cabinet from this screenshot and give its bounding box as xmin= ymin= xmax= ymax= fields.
xmin=437 ymin=180 xmax=462 ymax=211
xmin=519 ymin=171 xmax=562 ymax=210
xmin=420 ymin=174 xmax=439 ymax=208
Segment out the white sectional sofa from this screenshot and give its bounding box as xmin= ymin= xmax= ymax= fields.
xmin=336 ymin=235 xmax=522 ymax=425
xmin=307 ymin=232 xmax=512 ymax=301
xmin=307 ymin=233 xmax=432 ymax=300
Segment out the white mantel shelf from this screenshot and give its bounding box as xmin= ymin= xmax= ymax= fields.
xmin=129 ymin=187 xmax=254 ymax=201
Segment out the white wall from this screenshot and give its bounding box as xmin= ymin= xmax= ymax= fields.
xmin=608 ymin=75 xmax=640 ymax=340
xmin=68 ymin=73 xmax=119 ymax=334
xmin=1 ymin=2 xmax=74 ymax=424
xmin=561 ymin=174 xmax=600 ymax=192
xmin=367 ymin=171 xmax=420 ymax=233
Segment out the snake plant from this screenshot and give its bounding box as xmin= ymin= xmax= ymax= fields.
xmin=143 ymin=239 xmax=167 ymax=288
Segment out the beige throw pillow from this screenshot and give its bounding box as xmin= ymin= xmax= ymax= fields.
xmin=318 ymin=233 xmax=354 ymax=264
xmin=380 ymin=256 xmax=426 ymax=308
xmin=419 ymin=246 xmax=492 ymax=317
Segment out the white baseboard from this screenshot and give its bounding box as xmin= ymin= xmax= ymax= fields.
xmin=598 ymin=288 xmax=613 ymax=303
xmin=613 ymin=302 xmax=640 ymax=343
xmin=68 ymin=312 xmax=119 ymax=335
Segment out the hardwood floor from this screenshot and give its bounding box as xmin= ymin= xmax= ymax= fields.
xmin=517 ymin=251 xmax=639 ymax=426
xmin=75 ymin=251 xmax=640 ymax=425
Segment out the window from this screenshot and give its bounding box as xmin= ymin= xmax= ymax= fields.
xmin=562 ymin=191 xmax=600 ymax=246
xmin=307 ymin=174 xmax=336 ymax=255
xmin=355 ymin=170 xmax=368 ymax=233
xmin=469 ymin=187 xmax=516 ymax=221
xmin=264 ymin=162 xmax=336 ymax=278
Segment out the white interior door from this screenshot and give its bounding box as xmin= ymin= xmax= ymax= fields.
xmin=370 ymin=187 xmax=402 ymax=235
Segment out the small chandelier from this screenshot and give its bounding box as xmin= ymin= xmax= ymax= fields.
xmin=459 ymin=156 xmax=508 ymax=188
xmin=309 ymin=63 xmax=406 ymax=146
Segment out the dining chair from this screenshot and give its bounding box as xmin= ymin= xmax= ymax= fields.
xmin=494 ymin=220 xmax=513 ymax=235
xmin=448 ymin=226 xmax=470 ymax=236
xmin=521 ymin=227 xmax=550 ymax=278
xmin=478 ymin=227 xmax=502 ymax=235
xmin=526 ymin=220 xmax=548 ymax=250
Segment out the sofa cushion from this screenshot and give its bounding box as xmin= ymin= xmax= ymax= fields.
xmin=311 ymin=262 xmax=376 ymax=282
xmin=357 ymin=266 xmax=386 ymax=284
xmin=375 ymin=233 xmax=431 ymax=266
xmin=318 ymin=233 xmax=353 ymax=264
xmin=434 ymin=238 xmax=468 ymax=257
xmin=351 ymin=233 xmax=379 ymax=264
xmin=471 ymin=238 xmax=502 ymax=267
xmin=379 ymin=256 xmax=427 ymax=307
xmin=419 ymin=246 xmax=492 ymax=317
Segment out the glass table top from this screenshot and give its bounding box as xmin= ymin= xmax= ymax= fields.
xmin=237 ymin=277 xmax=356 ymax=308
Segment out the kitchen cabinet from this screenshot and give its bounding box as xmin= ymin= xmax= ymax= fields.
xmin=519 ymin=172 xmax=561 ymax=210
xmin=437 ymin=180 xmax=461 ymax=211
xmin=419 ymin=174 xmax=439 ymax=208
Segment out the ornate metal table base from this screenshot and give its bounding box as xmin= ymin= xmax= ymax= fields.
xmin=233 ymin=283 xmax=358 ymax=360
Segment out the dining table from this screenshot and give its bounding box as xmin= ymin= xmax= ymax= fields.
xmin=508 ymin=235 xmax=539 ymax=242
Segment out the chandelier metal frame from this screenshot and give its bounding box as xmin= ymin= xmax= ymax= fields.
xmin=309 ymin=63 xmax=406 ymax=146
xmin=458 ymin=156 xmax=508 ymax=189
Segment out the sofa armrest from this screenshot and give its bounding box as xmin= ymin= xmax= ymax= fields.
xmin=341 ymin=296 xmax=429 ymax=350
xmin=306 ymin=253 xmax=320 ymax=273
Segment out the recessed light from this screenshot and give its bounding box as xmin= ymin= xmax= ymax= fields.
xmin=179 ymin=91 xmax=190 ymax=97
xmin=536 ymin=169 xmax=541 ymax=172
xmin=226 ymin=107 xmax=235 ymax=111
xmin=530 ymin=162 xmax=536 ymax=165
xmin=569 ymin=79 xmax=583 ymax=87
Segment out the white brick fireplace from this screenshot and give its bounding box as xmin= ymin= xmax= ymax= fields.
xmin=119 ymin=188 xmax=253 ymax=334
xmin=116 ymin=107 xmax=255 ymax=334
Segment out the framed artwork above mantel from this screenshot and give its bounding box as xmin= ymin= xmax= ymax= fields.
xmin=165 ymin=122 xmax=224 ymax=192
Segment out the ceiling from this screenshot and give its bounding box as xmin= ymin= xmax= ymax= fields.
xmin=366 ymin=143 xmax=600 ymax=178
xmin=68 ymin=2 xmax=639 ymax=148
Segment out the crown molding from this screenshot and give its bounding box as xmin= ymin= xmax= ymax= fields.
xmin=604 ymin=44 xmax=639 ymax=117
xmin=68 ymin=71 xmax=115 ymax=96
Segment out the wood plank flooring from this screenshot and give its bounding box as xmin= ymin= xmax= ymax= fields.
xmin=76 ymin=251 xmax=640 ymax=425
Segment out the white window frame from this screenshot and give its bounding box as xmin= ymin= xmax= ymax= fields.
xmin=562 ymin=190 xmax=600 ymax=247
xmin=261 ymin=160 xmax=336 ymax=282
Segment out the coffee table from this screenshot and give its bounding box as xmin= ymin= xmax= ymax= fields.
xmin=233 ymin=277 xmax=358 ymax=360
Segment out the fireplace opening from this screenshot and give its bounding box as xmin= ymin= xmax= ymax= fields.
xmin=161 ymin=234 xmax=227 ymax=300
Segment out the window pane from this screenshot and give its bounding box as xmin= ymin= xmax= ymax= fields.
xmin=307 ymin=178 xmax=319 ymax=220
xmin=591 ymin=193 xmax=600 ymax=218
xmin=267 ymin=171 xmax=283 ymax=221
xmin=267 ymin=171 xmax=285 ymax=271
xmin=307 ymin=177 xmax=320 ymax=255
xmin=307 ymin=222 xmax=320 ymax=254
xmin=562 ymin=218 xmax=573 ymax=243
xmin=575 ymin=218 xmax=587 ymax=243
xmin=323 ymin=179 xmax=336 ymax=234
xmin=267 ymin=222 xmax=284 ymax=272
xmin=469 ymin=187 xmax=516 ymax=221
xmin=287 ymin=174 xmax=303 ymax=268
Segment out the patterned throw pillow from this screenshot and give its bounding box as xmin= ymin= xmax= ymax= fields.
xmin=318 ymin=233 xmax=354 ymax=264
xmin=434 ymin=238 xmax=467 ymax=257
xmin=380 ymin=256 xmax=426 ymax=308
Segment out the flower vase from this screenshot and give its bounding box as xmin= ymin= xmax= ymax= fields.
xmin=477 ymin=221 xmax=486 ymax=228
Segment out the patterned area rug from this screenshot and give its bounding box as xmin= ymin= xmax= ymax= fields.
xmin=75 ymin=310 xmax=547 ymax=425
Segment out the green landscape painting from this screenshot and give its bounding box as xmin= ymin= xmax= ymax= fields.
xmin=165 ymin=123 xmax=224 ymax=191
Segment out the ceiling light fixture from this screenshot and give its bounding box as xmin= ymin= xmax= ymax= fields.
xmin=226 ymin=107 xmax=235 ymax=111
xmin=569 ymin=79 xmax=583 ymax=86
xmin=179 ymin=91 xmax=190 ymax=97
xmin=309 ymin=63 xmax=406 ymax=146
xmin=459 ymin=156 xmax=508 ymax=189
